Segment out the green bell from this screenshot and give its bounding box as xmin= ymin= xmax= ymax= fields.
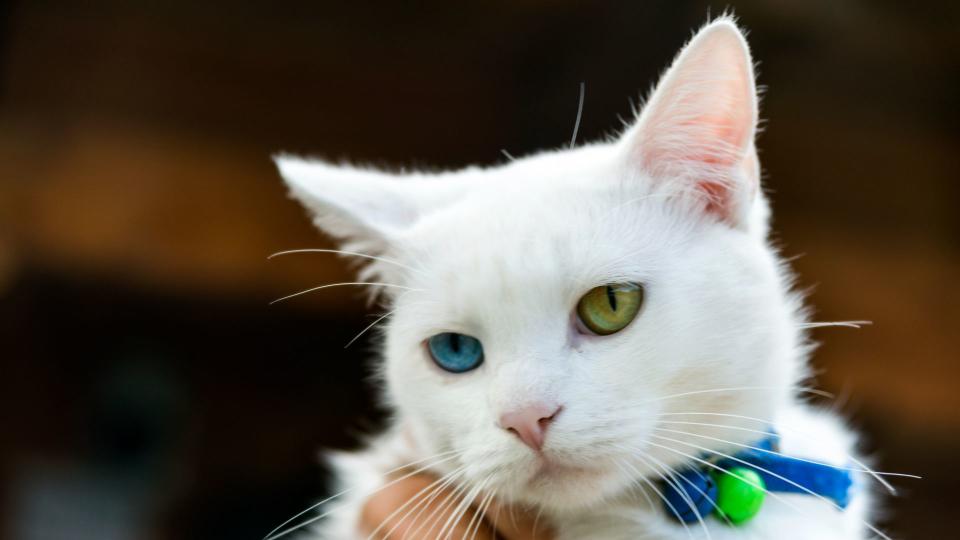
xmin=712 ymin=467 xmax=766 ymax=525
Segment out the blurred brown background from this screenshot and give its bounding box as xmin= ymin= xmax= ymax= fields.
xmin=0 ymin=1 xmax=957 ymax=538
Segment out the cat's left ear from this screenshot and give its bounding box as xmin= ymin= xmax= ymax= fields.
xmin=275 ymin=156 xmax=467 ymax=254
xmin=620 ymin=18 xmax=759 ymax=227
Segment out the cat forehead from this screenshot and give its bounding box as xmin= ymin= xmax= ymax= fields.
xmin=396 ymin=173 xmax=672 ymax=303
xmin=409 ymin=145 xmax=642 ymax=242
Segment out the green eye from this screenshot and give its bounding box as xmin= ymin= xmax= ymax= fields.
xmin=576 ymin=283 xmax=644 ymax=335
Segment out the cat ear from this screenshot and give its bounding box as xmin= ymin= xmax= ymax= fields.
xmin=275 ymin=156 xmax=464 ymax=253
xmin=621 ymin=18 xmax=759 ymax=227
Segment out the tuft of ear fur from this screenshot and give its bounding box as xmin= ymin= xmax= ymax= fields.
xmin=620 ymin=17 xmax=759 ymax=227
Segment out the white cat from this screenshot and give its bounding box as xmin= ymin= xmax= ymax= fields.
xmin=274 ymin=17 xmax=887 ymax=540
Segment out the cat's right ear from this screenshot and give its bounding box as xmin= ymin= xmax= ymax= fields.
xmin=275 ymin=156 xmax=464 ymax=253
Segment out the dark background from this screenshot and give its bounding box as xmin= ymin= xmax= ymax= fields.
xmin=1 ymin=1 xmax=957 ymax=538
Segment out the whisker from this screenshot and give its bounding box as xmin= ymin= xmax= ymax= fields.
xmin=508 ymin=499 xmax=519 ymax=532
xmin=660 ymin=411 xmax=777 ymax=421
xmin=457 ymin=478 xmax=492 ymax=539
xmin=262 ymin=450 xmax=459 ymax=540
xmin=437 ymin=476 xmax=489 ymax=539
xmin=644 ymin=439 xmax=812 ymax=520
xmin=618 ymin=456 xmax=694 ymax=539
xmin=612 ymin=458 xmax=658 ymax=512
xmin=653 ymin=425 xmax=920 ymax=485
xmin=491 ymin=493 xmax=504 ymax=539
xmin=400 ymin=466 xmax=468 ymax=538
xmin=635 ymin=451 xmax=713 ymax=539
xmin=268 ymin=248 xmax=425 ymax=275
xmin=657 ymin=411 xmax=908 ymax=493
xmin=269 ymin=281 xmax=421 ymax=305
xmin=531 ymin=503 xmax=545 ymax=539
xmin=344 ymin=309 xmax=396 ymax=348
xmin=649 ymin=433 xmax=894 ymax=540
xmin=797 ymin=320 xmax=872 ymax=330
xmin=569 ymin=81 xmax=586 ymax=148
xmin=416 ymin=471 xmax=476 ymax=539
xmin=643 ymin=385 xmax=834 ymax=405
xmin=642 ymin=450 xmax=734 ymax=528
xmin=367 ymin=474 xmax=450 ymax=540
xmin=367 ymin=465 xmax=467 ymax=540
xmin=465 ymin=485 xmax=496 ymax=540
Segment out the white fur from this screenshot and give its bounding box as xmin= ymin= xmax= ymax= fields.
xmin=277 ymin=17 xmax=877 ymax=540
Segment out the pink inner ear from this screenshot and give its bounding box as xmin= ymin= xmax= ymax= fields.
xmin=699 ymin=177 xmax=732 ymax=218
xmin=693 ymin=146 xmax=759 ymax=223
xmin=693 ymin=120 xmax=758 ymax=221
xmin=628 ymin=21 xmax=759 ymax=225
xmin=640 ymin=106 xmax=755 ymax=223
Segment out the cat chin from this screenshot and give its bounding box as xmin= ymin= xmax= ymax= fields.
xmin=501 ymin=458 xmax=626 ymax=511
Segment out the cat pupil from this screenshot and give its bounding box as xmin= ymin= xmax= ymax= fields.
xmin=606 ymin=286 xmax=618 ymax=311
xmin=450 ymin=334 xmax=461 ymax=353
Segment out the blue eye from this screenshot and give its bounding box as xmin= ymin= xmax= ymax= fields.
xmin=427 ymin=333 xmax=484 ymax=373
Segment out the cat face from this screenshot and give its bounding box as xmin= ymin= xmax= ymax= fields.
xmin=278 ymin=19 xmax=805 ymax=511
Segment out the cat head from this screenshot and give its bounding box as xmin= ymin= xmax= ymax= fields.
xmin=277 ymin=18 xmax=806 ymax=510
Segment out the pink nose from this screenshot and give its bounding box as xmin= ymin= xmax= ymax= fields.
xmin=498 ymin=404 xmax=561 ymax=451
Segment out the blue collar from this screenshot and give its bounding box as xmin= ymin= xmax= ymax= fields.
xmin=661 ymin=432 xmax=854 ymax=525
